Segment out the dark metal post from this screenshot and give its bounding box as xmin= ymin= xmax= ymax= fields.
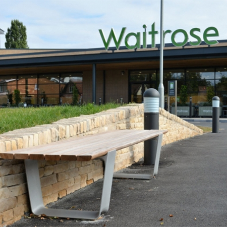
xmin=92 ymin=64 xmax=96 ymax=104
xmin=164 ymin=97 xmax=168 ymax=111
xmin=189 ymin=97 xmax=192 ymax=118
xmin=99 ymin=98 xmax=102 ymax=106
xmin=120 ymin=98 xmax=123 ymax=105
xmin=143 ymin=88 xmax=160 ymax=165
xmin=212 ymin=96 xmax=220 ymax=133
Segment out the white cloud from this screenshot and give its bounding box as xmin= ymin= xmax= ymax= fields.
xmin=0 ymin=0 xmax=226 ymax=49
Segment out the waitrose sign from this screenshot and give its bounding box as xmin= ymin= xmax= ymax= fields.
xmin=99 ymin=23 xmax=219 ymax=50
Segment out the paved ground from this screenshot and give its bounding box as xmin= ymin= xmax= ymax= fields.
xmin=10 ymin=121 xmax=227 ymax=227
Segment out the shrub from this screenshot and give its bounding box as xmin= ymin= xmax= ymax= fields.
xmin=13 ymin=89 xmax=21 ymax=106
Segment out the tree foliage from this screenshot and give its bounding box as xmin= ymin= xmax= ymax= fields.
xmin=5 ymin=20 xmax=29 ymax=49
xmin=13 ymin=89 xmax=21 ymax=106
xmin=72 ymin=85 xmax=79 ymax=105
xmin=179 ymin=85 xmax=188 ymax=105
xmin=207 ymin=86 xmax=214 ymax=104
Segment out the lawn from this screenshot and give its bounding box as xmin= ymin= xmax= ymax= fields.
xmin=0 ymin=103 xmax=121 ymax=134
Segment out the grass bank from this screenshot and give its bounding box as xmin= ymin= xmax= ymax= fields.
xmin=0 ymin=103 xmax=121 ymax=134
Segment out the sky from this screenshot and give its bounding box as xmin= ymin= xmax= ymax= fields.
xmin=0 ymin=0 xmax=227 ymax=49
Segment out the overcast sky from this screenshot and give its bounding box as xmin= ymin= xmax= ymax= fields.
xmin=0 ymin=0 xmax=226 ymax=49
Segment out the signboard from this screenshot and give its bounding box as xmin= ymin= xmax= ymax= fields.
xmin=168 ymin=81 xmax=176 ymax=96
xmin=99 ymin=24 xmax=219 ymax=50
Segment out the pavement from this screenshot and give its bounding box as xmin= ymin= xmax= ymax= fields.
xmin=10 ymin=121 xmax=227 ymax=227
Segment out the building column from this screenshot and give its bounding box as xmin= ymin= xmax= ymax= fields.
xmin=92 ymin=63 xmax=96 ymax=104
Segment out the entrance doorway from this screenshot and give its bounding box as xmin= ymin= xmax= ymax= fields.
xmin=129 ymin=70 xmax=157 ymax=103
xmin=130 ymin=83 xmax=156 ymax=103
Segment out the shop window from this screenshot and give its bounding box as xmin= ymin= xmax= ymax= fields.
xmin=130 ymin=70 xmax=156 ymax=82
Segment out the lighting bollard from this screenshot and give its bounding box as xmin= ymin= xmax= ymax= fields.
xmin=99 ymin=98 xmax=102 ymax=106
xmin=120 ymin=98 xmax=123 ymax=105
xmin=212 ymin=96 xmax=220 ymax=133
xmin=164 ymin=97 xmax=168 ymax=111
xmin=143 ymin=88 xmax=160 ymax=165
xmin=189 ymin=97 xmax=192 ymax=118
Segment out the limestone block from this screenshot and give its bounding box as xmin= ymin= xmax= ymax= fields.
xmin=22 ymin=136 xmax=28 ymax=148
xmin=51 ymin=128 xmax=59 ymax=142
xmin=53 ymin=163 xmax=69 ymax=174
xmin=8 ymin=183 xmax=27 ymax=197
xmin=44 ymin=165 xmax=54 ymax=176
xmin=40 ymin=174 xmax=57 ymax=187
xmin=57 ymin=168 xmax=79 ymax=182
xmin=41 ymin=185 xmax=53 ymax=197
xmin=0 ymin=142 xmax=5 ymax=153
xmin=5 ymin=141 xmax=11 ymax=152
xmin=13 ymin=205 xmax=24 ymax=217
xmin=58 ymin=189 xmax=67 ymax=198
xmin=68 ymin=161 xmax=76 ymax=169
xmin=80 ymin=122 xmax=84 ymax=133
xmin=11 ymin=140 xmax=17 ymax=151
xmin=79 ymin=165 xmax=93 ymax=175
xmin=0 ymin=197 xmax=17 ymax=213
xmin=43 ymin=192 xmax=58 ymax=206
xmin=52 ymin=180 xmax=69 ymax=193
xmin=2 ymin=173 xmax=26 ymax=187
xmin=45 ymin=160 xmax=57 ymax=166
xmin=17 ymin=194 xmax=29 ymax=206
xmin=67 ymin=181 xmax=80 ymax=195
xmin=38 ymin=160 xmax=46 ymax=168
xmin=59 ymin=125 xmax=66 ymax=139
xmin=80 ymin=174 xmax=87 ymax=188
xmin=75 ymin=161 xmax=82 ymax=168
xmin=81 ymin=160 xmax=92 ymax=167
xmin=33 ymin=133 xmax=39 ymax=146
xmin=70 ymin=125 xmax=74 ymax=137
xmin=2 ymin=208 xmax=13 ymax=222
xmin=65 ymin=125 xmax=70 ymax=139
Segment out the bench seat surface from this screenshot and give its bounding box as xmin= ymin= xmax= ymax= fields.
xmin=0 ymin=130 xmax=167 ymax=161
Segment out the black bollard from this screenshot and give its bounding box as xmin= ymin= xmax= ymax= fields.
xmin=143 ymin=88 xmax=160 ymax=165
xmin=212 ymin=96 xmax=220 ymax=133
xmin=120 ymin=98 xmax=123 ymax=105
xmin=189 ymin=97 xmax=192 ymax=118
xmin=99 ymin=98 xmax=102 ymax=106
xmin=164 ymin=97 xmax=168 ymax=111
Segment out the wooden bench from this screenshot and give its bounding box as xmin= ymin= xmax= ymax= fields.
xmin=0 ymin=129 xmax=167 ymax=220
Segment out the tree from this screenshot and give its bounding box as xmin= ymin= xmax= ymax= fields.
xmin=206 ymin=86 xmax=214 ymax=104
xmin=13 ymin=89 xmax=21 ymax=106
xmin=179 ymin=85 xmax=188 ymax=105
xmin=5 ymin=20 xmax=29 ymax=49
xmin=72 ymin=85 xmax=79 ymax=105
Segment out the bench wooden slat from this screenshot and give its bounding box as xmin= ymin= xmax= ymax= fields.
xmin=43 ymin=130 xmax=146 ymax=160
xmin=0 ymin=130 xmax=167 ymax=161
xmin=3 ymin=130 xmax=138 ymax=159
xmin=62 ymin=131 xmax=164 ymax=161
xmin=17 ymin=130 xmax=144 ymax=160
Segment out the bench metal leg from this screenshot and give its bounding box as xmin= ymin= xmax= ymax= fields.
xmin=113 ymin=134 xmax=163 ymax=179
xmin=24 ymin=150 xmax=116 ymax=220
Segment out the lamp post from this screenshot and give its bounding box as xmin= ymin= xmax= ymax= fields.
xmin=158 ymin=0 xmax=164 ymax=109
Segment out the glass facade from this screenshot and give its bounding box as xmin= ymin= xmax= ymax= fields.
xmin=0 ymin=73 xmax=83 ymax=107
xmin=130 ymin=67 xmax=227 ymax=109
xmin=129 ymin=70 xmax=156 ymax=103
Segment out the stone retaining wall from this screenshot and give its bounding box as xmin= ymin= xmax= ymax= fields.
xmin=0 ymin=105 xmax=203 ymax=226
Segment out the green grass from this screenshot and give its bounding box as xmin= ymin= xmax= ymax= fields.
xmin=0 ymin=103 xmax=121 ymax=134
xmin=197 ymin=126 xmax=212 ymax=133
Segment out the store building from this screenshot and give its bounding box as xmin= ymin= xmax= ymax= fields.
xmin=0 ymin=40 xmax=227 ymax=116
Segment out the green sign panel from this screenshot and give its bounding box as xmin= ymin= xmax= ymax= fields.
xmin=99 ymin=23 xmax=219 ymax=50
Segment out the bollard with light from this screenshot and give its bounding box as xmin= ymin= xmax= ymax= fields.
xmin=212 ymin=96 xmax=220 ymax=133
xmin=143 ymin=88 xmax=160 ymax=165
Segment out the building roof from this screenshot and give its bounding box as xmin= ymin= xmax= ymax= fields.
xmin=0 ymin=40 xmax=227 ymax=70
xmin=0 ymin=29 xmax=4 ymax=34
